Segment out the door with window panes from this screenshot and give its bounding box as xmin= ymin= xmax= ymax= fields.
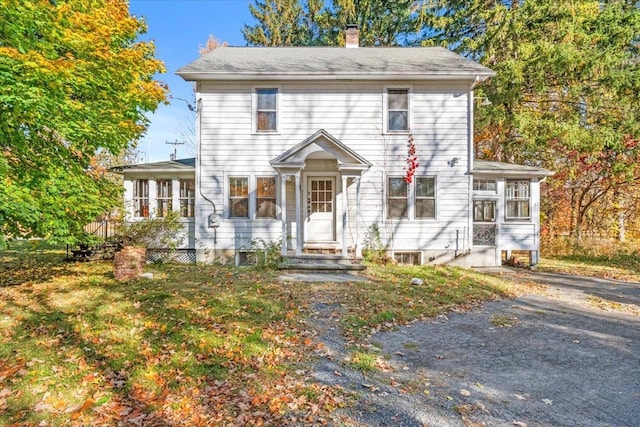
xmin=305 ymin=177 xmax=335 ymax=241
xmin=473 ymin=200 xmax=496 ymax=246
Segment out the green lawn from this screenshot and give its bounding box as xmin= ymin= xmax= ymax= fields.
xmin=1 ymin=241 xmax=523 ymax=426
xmin=538 ymin=253 xmax=640 ymax=282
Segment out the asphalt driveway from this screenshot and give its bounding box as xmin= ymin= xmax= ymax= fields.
xmin=309 ymin=271 xmax=640 ymax=426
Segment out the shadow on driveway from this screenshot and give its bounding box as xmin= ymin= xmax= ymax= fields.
xmin=316 ymin=272 xmax=640 ymax=426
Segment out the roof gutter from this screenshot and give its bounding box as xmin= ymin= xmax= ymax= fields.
xmin=177 ymin=71 xmax=496 ymax=82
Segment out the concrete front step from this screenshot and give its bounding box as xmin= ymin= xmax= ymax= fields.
xmin=279 ymin=254 xmax=366 ymax=273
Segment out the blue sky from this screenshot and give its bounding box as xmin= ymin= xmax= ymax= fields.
xmin=129 ymin=0 xmax=254 ymax=162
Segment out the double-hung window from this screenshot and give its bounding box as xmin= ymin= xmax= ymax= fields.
xmin=133 ymin=179 xmax=149 ymax=218
xmin=256 ymin=176 xmax=276 ymax=218
xmin=179 ymin=179 xmax=195 ymax=218
xmin=156 ymin=179 xmax=172 ymax=217
xmin=388 ymin=176 xmax=437 ymax=220
xmin=415 ymin=177 xmax=436 ymax=219
xmin=229 ymin=177 xmax=249 ymax=218
xmin=387 ymin=89 xmax=409 ymax=132
xmin=505 ymin=180 xmax=530 ymax=220
xmin=256 ymin=88 xmax=278 ymax=132
xmin=387 ymin=177 xmax=408 ymax=219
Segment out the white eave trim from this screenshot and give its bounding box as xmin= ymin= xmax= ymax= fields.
xmin=470 ymin=170 xmax=555 ymax=178
xmin=177 ymin=71 xmax=496 ymax=82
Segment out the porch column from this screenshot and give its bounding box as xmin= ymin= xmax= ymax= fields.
xmin=295 ymin=173 xmax=302 ymax=256
xmin=280 ymin=174 xmax=287 ymax=257
xmin=342 ymin=175 xmax=348 ymax=257
xmin=355 ymin=177 xmax=362 ymax=258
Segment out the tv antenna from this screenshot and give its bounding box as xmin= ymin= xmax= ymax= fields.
xmin=166 ymin=140 xmax=185 ymax=161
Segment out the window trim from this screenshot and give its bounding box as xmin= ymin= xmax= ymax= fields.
xmin=386 ymin=175 xmax=437 ymax=221
xmin=387 ymin=176 xmax=409 ymax=219
xmin=473 ymin=179 xmax=497 ymax=192
xmin=505 ymin=179 xmax=531 ymax=221
xmin=252 ymin=86 xmax=281 ymax=133
xmin=473 ymin=199 xmax=496 ymax=223
xmin=383 ymin=86 xmax=411 ymax=134
xmin=179 ymin=179 xmax=195 ymax=218
xmin=414 ymin=176 xmax=437 ymax=220
xmin=255 ymin=176 xmax=277 ymax=219
xmin=133 ymin=179 xmax=149 ymax=218
xmin=226 ymin=174 xmax=280 ymax=220
xmin=156 ymin=179 xmax=172 ymax=218
xmin=228 ymin=176 xmax=250 ymax=219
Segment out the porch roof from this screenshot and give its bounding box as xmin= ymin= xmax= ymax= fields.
xmin=472 ymin=159 xmax=553 ymax=178
xmin=110 ymin=158 xmax=195 ymax=174
xmin=271 ymin=129 xmax=371 ymax=172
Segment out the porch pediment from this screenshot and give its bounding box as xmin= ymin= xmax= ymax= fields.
xmin=270 ymin=129 xmax=371 ymax=172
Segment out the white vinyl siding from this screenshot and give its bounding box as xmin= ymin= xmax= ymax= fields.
xmin=196 ymin=81 xmax=471 ymax=256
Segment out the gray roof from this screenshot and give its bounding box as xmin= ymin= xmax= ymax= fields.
xmin=111 ymin=158 xmax=195 ymax=174
xmin=472 ymin=159 xmax=553 ymax=177
xmin=177 ymin=47 xmax=495 ymax=81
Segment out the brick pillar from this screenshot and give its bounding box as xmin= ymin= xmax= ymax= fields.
xmin=113 ymin=246 xmax=146 ymax=281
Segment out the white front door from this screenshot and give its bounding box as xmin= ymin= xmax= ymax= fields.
xmin=305 ymin=177 xmax=335 ymax=242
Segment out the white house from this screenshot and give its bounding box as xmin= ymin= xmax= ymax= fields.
xmin=120 ymin=30 xmax=552 ymax=267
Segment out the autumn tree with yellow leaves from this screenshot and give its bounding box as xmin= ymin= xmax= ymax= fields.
xmin=0 ymin=0 xmax=167 ymax=243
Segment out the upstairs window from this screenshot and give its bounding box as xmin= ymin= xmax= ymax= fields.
xmin=387 ymin=89 xmax=409 ymax=132
xmin=133 ymin=179 xmax=149 ymax=218
xmin=506 ymin=180 xmax=530 ymax=220
xmin=387 ymin=177 xmax=408 ymax=219
xmin=229 ymin=177 xmax=249 ymax=218
xmin=156 ymin=179 xmax=172 ymax=217
xmin=179 ymin=179 xmax=195 ymax=218
xmin=256 ymin=176 xmax=276 ymax=218
xmin=415 ymin=177 xmax=436 ymax=219
xmin=256 ymin=88 xmax=278 ymax=132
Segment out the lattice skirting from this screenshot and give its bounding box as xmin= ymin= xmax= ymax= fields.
xmin=146 ymin=249 xmax=196 ymax=264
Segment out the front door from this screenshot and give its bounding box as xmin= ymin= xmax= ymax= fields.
xmin=306 ymin=177 xmax=335 ymax=242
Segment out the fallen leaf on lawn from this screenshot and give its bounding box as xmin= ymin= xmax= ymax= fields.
xmin=460 ymin=389 xmax=471 ymax=397
xmin=542 ymin=398 xmax=553 ymax=405
xmin=361 ymin=383 xmax=379 ymax=392
xmin=514 ymin=394 xmax=526 ymax=400
xmin=513 ymin=421 xmax=527 ymax=427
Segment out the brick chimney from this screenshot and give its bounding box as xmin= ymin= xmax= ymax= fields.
xmin=345 ymin=24 xmax=359 ymax=48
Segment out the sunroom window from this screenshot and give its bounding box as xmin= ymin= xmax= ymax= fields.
xmin=156 ymin=179 xmax=172 ymax=217
xmin=133 ymin=179 xmax=149 ymax=218
xmin=506 ymin=180 xmax=530 ymax=220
